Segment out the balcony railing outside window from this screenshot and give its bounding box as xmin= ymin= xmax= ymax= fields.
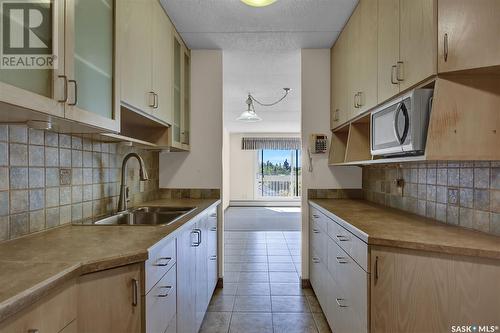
xmin=256 ymin=149 xmax=301 ymax=199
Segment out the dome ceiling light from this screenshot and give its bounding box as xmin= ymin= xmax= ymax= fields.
xmin=241 ymin=0 xmax=277 ymax=8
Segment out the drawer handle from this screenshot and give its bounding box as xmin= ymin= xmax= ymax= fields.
xmin=132 ymin=279 xmax=139 ymax=307
xmin=154 ymin=257 xmax=172 ymax=267
xmin=210 ymin=213 xmax=217 ymax=218
xmin=336 ymin=235 xmax=349 ymax=242
xmin=158 ymin=286 xmax=172 ymax=298
xmin=28 ymin=330 xmax=40 ymax=333
xmin=312 ymin=257 xmax=320 ymax=263
xmin=210 ymin=255 xmax=217 ymax=261
xmin=336 ymin=298 xmax=348 ymax=308
xmin=336 ymin=256 xmax=348 ymax=264
xmin=210 ymin=226 xmax=217 ymax=231
xmin=312 ymin=228 xmax=320 ymax=234
xmin=312 ymin=214 xmax=320 ymax=219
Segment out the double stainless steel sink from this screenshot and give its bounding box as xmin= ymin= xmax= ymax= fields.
xmin=74 ymin=206 xmax=196 ymax=226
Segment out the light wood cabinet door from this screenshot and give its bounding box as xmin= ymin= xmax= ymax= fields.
xmin=356 ymin=0 xmax=378 ymax=114
xmin=438 ymin=0 xmax=500 ymax=73
xmin=377 ymin=0 xmax=400 ymax=103
xmin=176 ymin=222 xmax=197 ymax=333
xmin=207 ymin=209 xmax=219 ymax=295
xmin=399 ymin=0 xmax=437 ymax=91
xmin=371 ymin=247 xmax=452 ymax=333
xmin=77 ymin=263 xmax=142 ymax=333
xmin=118 ymin=0 xmax=153 ymax=114
xmin=152 ymin=1 xmax=174 ymax=124
xmin=345 ymin=7 xmax=360 ymax=121
xmin=330 ymin=31 xmax=348 ymax=129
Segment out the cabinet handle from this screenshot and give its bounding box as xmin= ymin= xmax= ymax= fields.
xmin=210 ymin=213 xmax=217 ymax=218
xmin=444 ymin=33 xmax=449 ymax=62
xmin=154 ymin=257 xmax=172 ymax=267
xmin=336 ymin=256 xmax=348 ymax=264
xmin=153 ymin=93 xmax=159 ymax=109
xmin=336 ymin=298 xmax=348 ymax=308
xmin=312 ymin=257 xmax=320 ymax=263
xmin=210 ymin=226 xmax=217 ymax=232
xmin=312 ymin=228 xmax=320 ymax=234
xmin=132 ymin=278 xmax=139 ymax=307
xmin=58 ymin=75 xmax=68 ymax=102
xmin=357 ymin=91 xmax=363 ymax=107
xmin=210 ymin=255 xmax=217 ymax=261
xmin=68 ymin=80 xmax=77 ymax=106
xmin=396 ymin=61 xmax=404 ymax=81
xmin=391 ymin=65 xmax=398 ymax=85
xmin=312 ymin=214 xmax=320 ymax=219
xmin=336 ymin=235 xmax=349 ymax=242
xmin=27 ymin=330 xmax=39 ymax=333
xmin=192 ymin=229 xmax=202 ymax=247
xmin=353 ymin=93 xmax=358 ymax=108
xmin=157 ymin=286 xmax=172 ymax=298
xmin=148 ymin=91 xmax=156 ymax=108
xmin=334 ymin=109 xmax=340 ymax=121
xmin=375 ymin=256 xmax=379 ymax=282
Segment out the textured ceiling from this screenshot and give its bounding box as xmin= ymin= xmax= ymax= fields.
xmin=160 ymin=0 xmax=357 ymax=50
xmin=160 ymin=0 xmax=358 ymax=132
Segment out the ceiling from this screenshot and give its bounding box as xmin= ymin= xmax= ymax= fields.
xmin=161 ymin=0 xmax=358 ymax=132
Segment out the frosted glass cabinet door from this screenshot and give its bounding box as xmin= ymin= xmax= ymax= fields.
xmin=173 ymin=37 xmax=182 ymax=144
xmin=0 ymin=0 xmax=65 ymax=118
xmin=64 ymin=0 xmax=118 ymax=131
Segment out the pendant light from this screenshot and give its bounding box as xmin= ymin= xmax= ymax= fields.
xmin=241 ymin=0 xmax=277 ymax=7
xmin=237 ymin=88 xmax=290 ymax=122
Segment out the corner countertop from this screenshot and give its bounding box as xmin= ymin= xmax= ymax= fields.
xmin=0 ymin=198 xmax=220 ymax=323
xmin=309 ymin=199 xmax=500 ymax=260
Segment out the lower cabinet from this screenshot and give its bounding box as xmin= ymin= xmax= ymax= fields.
xmin=77 ymin=263 xmax=142 ymax=333
xmin=0 ymin=280 xmax=77 ymax=333
xmin=207 ymin=208 xmax=219 ymax=295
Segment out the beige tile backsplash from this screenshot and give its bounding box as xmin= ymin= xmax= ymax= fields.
xmin=0 ymin=124 xmax=160 ymax=242
xmin=363 ymin=161 xmax=500 ymax=236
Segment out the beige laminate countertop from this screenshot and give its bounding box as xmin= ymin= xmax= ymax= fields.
xmin=310 ymin=199 xmax=500 ymax=260
xmin=0 ymin=198 xmax=220 ymax=322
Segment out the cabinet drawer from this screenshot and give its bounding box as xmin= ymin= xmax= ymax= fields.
xmin=146 ymin=238 xmax=176 ymax=293
xmin=310 ymin=208 xmax=328 ymax=233
xmin=146 ymin=265 xmax=177 ymax=333
xmin=0 ymin=280 xmax=76 ymax=333
xmin=310 ymin=219 xmax=327 ymax=261
xmin=327 ymin=218 xmax=368 ymax=271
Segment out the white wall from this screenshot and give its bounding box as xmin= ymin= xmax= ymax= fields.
xmin=159 ymin=50 xmax=223 ymax=189
xmin=222 ymin=127 xmax=231 ymax=210
xmin=301 ymin=49 xmax=362 ymax=279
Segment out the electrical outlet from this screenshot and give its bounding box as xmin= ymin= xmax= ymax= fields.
xmin=395 ymin=178 xmax=405 ymax=196
xmin=59 ymin=168 xmax=71 ymax=186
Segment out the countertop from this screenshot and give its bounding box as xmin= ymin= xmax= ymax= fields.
xmin=0 ymin=198 xmax=220 ymax=322
xmin=310 ymin=199 xmax=500 ymax=260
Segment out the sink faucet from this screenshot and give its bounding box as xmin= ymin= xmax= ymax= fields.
xmin=117 ymin=153 xmax=149 ymax=212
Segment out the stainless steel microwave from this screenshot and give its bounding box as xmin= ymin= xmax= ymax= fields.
xmin=371 ymin=89 xmax=433 ymax=157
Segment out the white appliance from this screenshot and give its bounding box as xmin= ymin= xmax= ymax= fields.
xmin=371 ymin=89 xmax=433 ymax=157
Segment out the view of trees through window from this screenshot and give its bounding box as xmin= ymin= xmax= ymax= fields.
xmin=256 ymin=149 xmax=302 ymax=198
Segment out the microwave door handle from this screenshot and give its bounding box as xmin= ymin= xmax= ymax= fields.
xmin=393 ymin=102 xmax=403 ymax=144
xmin=400 ymin=104 xmax=410 ymax=144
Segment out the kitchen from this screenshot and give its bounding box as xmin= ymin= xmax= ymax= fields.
xmin=0 ymin=0 xmax=499 ymax=333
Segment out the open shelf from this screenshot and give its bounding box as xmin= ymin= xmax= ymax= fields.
xmin=328 ymin=125 xmax=349 ymax=164
xmin=329 ymin=114 xmax=372 ymax=165
xmin=330 ymin=155 xmax=426 ymax=166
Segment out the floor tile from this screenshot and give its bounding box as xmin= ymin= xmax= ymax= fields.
xmin=200 ymin=312 xmax=232 ymax=333
xmin=270 ymin=271 xmax=299 ymax=283
xmin=272 ymin=313 xmax=318 ymax=333
xmin=233 ymin=296 xmax=272 ymax=312
xmin=267 ymin=249 xmax=291 ymax=256
xmin=223 ymin=271 xmax=240 ymax=283
xmin=239 ymin=271 xmax=269 ymax=282
xmin=242 ymin=255 xmax=267 ymax=263
xmin=229 ymin=313 xmax=273 ymax=333
xmin=236 ymin=282 xmax=270 ymax=296
xmin=225 ymin=263 xmax=242 ymax=272
xmin=214 ymin=283 xmax=238 ymax=296
xmin=268 ymin=262 xmax=296 ymax=272
xmin=240 ymin=262 xmax=268 ymax=272
xmin=270 ymin=283 xmax=306 ymax=296
xmin=268 ymin=256 xmax=293 ymax=263
xmin=272 ymin=296 xmax=310 ymax=313
xmin=208 ymin=295 xmax=236 ymax=312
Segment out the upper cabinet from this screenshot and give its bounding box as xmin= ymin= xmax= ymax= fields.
xmin=118 ymin=0 xmax=190 ymax=151
xmin=438 ymin=0 xmax=500 ymax=73
xmin=377 ymin=0 xmax=437 ymax=103
xmin=0 ymin=0 xmax=119 ymax=132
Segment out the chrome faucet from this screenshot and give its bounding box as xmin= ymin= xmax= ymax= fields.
xmin=117 ymin=153 xmax=149 ymax=212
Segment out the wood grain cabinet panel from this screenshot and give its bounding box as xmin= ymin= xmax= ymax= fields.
xmin=438 ymin=0 xmax=500 ymax=73
xmin=398 ymin=0 xmax=437 ymax=91
xmin=77 ymin=264 xmax=142 ymax=333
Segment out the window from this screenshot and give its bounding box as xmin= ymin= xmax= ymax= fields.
xmin=256 ymin=149 xmax=301 ymax=199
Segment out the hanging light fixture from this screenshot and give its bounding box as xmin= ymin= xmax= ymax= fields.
xmin=237 ymin=88 xmax=290 ymax=122
xmin=241 ymin=0 xmax=277 ymax=7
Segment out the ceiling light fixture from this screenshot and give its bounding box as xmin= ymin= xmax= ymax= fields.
xmin=241 ymin=0 xmax=277 ymax=8
xmin=237 ymin=88 xmax=290 ymax=122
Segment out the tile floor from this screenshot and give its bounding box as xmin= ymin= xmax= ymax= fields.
xmin=200 ymin=231 xmax=331 ymax=333
xmin=224 ymin=207 xmax=301 ymax=231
